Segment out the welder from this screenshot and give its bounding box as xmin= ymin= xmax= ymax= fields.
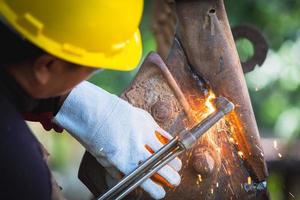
xmin=0 ymin=1 xmax=182 ymax=199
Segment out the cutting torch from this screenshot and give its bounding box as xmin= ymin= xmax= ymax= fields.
xmin=98 ymin=96 xmax=234 ymax=200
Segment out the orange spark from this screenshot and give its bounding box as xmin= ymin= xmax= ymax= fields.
xmin=197 ymin=174 xmax=202 ymax=182
xmin=247 ymin=176 xmax=252 ymax=185
xmin=238 ymin=151 xmax=244 ymax=158
xmin=205 ymin=91 xmax=216 ymax=114
xmin=273 ymin=140 xmax=278 ymax=150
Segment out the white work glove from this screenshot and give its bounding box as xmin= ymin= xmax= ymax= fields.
xmin=53 ymin=81 xmax=182 ymax=199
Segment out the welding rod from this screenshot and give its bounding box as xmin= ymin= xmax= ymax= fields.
xmin=97 ymin=97 xmax=234 ymax=200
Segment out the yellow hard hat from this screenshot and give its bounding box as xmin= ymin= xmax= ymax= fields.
xmin=0 ymin=0 xmax=143 ymax=71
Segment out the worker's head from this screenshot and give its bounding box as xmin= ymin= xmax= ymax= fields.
xmin=0 ymin=0 xmax=143 ymax=98
xmin=0 ymin=22 xmax=96 ymax=98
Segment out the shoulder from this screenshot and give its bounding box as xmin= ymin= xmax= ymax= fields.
xmin=0 ymin=95 xmax=29 ymax=137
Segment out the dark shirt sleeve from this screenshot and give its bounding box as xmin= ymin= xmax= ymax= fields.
xmin=31 ymin=96 xmax=62 ymax=114
xmin=0 ymin=97 xmax=52 ymax=200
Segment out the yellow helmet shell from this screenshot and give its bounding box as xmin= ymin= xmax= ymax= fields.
xmin=0 ymin=0 xmax=143 ymax=70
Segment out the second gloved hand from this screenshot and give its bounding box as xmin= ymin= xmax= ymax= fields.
xmin=53 ymin=81 xmax=182 ymax=199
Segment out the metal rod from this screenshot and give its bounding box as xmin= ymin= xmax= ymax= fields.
xmin=179 ymin=97 xmax=235 ymax=150
xmin=115 ymin=149 xmax=183 ymax=200
xmin=148 ymin=53 xmax=194 ymax=120
xmin=193 ymin=111 xmax=224 ymax=138
xmin=98 ymin=137 xmax=178 ymax=200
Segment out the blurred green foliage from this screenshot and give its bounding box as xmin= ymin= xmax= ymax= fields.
xmin=226 ymin=0 xmax=300 ymax=139
xmin=225 ymin=0 xmax=300 ymax=49
xmin=246 ymin=37 xmax=300 ymax=139
xmin=268 ymin=172 xmax=285 ymax=200
xmin=235 ymin=38 xmax=254 ymax=62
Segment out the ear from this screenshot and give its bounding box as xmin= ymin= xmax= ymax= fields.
xmin=32 ymin=54 xmax=56 ymax=85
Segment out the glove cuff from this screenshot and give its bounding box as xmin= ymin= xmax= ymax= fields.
xmin=53 ymin=81 xmax=119 ymax=153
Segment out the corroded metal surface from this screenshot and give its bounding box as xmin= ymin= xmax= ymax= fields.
xmin=152 ymin=0 xmax=268 ymax=74
xmin=174 ymin=0 xmax=268 ymax=182
xmin=151 ymin=0 xmax=176 ymax=60
xmin=78 ymin=0 xmax=268 ymax=199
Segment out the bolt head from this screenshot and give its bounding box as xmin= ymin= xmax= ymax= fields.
xmin=151 ymin=100 xmax=174 ymax=122
xmin=192 ymin=148 xmax=215 ymax=176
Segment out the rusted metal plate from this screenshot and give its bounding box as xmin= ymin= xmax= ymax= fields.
xmin=78 ymin=0 xmax=269 ymax=199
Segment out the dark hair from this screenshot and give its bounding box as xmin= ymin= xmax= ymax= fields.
xmin=0 ymin=21 xmax=44 ymax=65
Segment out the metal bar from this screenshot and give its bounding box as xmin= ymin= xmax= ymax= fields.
xmin=97 ymin=137 xmax=179 ymax=200
xmin=148 ymin=53 xmax=195 ymax=121
xmin=179 ymin=97 xmax=234 ymax=150
xmin=115 ymin=149 xmax=183 ymax=200
xmin=191 ymin=97 xmax=234 ymax=139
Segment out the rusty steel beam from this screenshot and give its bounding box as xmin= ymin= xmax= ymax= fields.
xmin=78 ymin=0 xmax=269 ymax=199
xmin=174 ymin=0 xmax=268 ymax=181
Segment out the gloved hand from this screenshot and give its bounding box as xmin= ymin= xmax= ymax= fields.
xmin=53 ymin=81 xmax=182 ymax=199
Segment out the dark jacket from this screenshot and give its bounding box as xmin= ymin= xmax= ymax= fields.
xmin=0 ymin=68 xmax=60 ymax=200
